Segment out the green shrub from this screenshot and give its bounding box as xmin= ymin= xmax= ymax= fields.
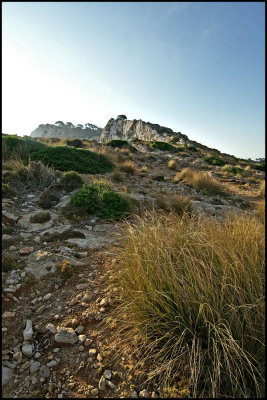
xmin=2 ymin=183 xmax=16 ymax=198
xmin=106 ymin=139 xmax=129 ymax=148
xmin=222 ymin=164 xmax=244 ymax=175
xmin=254 ymin=163 xmax=265 ymax=171
xmin=70 ymin=183 xmax=130 ymax=220
xmin=65 ymin=138 xmax=85 ymax=148
xmin=203 ymin=155 xmax=226 ymax=166
xmin=2 ymin=135 xmax=47 ymax=162
xmin=187 ymin=145 xmax=198 ymax=152
xmin=30 ymin=146 xmax=113 ymax=174
xmin=150 ymin=141 xmax=177 ymax=152
xmin=60 ymin=171 xmax=84 ymax=192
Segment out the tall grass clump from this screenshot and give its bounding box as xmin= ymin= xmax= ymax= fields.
xmin=111 ymin=211 xmax=265 ymax=397
xmin=176 ymin=168 xmax=222 ymax=195
xmin=258 ymin=180 xmax=265 ymax=198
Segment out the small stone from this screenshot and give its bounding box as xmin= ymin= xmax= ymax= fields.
xmin=84 ymin=339 xmax=92 ymax=347
xmin=76 ymin=283 xmax=89 ymax=290
xmin=32 ymin=376 xmax=38 ymax=385
xmin=19 ymin=247 xmax=34 ymax=255
xmin=36 ymin=305 xmax=46 ymax=314
xmin=69 ymin=297 xmax=79 ymax=306
xmin=79 ymin=346 xmax=84 ymax=352
xmin=75 ymin=325 xmax=84 ymax=334
xmin=78 ymin=334 xmax=86 ymax=343
xmin=70 ymin=318 xmax=79 ymax=328
xmin=23 ymin=320 xmax=33 ymax=341
xmin=43 ymin=293 xmax=52 ymax=301
xmin=106 ymin=380 xmax=116 ymax=389
xmin=139 ymin=389 xmax=150 ymax=398
xmin=22 ymin=343 xmax=33 ymax=356
xmin=151 ymin=392 xmax=159 ymax=398
xmin=40 ymin=377 xmax=46 ymax=383
xmin=130 ymin=391 xmax=138 ymax=398
xmin=88 ymin=348 xmax=97 ymax=357
xmin=55 ymin=327 xmax=78 ymax=344
xmin=9 ymin=245 xmax=16 ymax=251
xmin=39 ymin=365 xmax=50 ymax=378
xmin=3 ymin=311 xmax=15 ymax=319
xmin=46 ymin=323 xmax=56 ymax=334
xmin=98 ymin=376 xmax=106 ymax=390
xmin=21 ymin=360 xmax=30 ymax=370
xmin=2 ymin=366 xmax=14 ymax=385
xmin=47 ymin=360 xmax=58 ymax=368
xmin=103 ymin=370 xmax=112 ymax=380
xmin=13 ymin=351 xmax=22 ymax=363
xmin=30 ymin=361 xmax=41 ymax=374
xmin=91 ymin=388 xmax=98 ymax=396
xmin=99 ymin=298 xmax=107 ymax=307
xmin=47 ymin=354 xmax=54 ymax=360
xmin=34 ymin=352 xmax=41 ymax=359
xmin=53 ymin=348 xmax=60 ymax=353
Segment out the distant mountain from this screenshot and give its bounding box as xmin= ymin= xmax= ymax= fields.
xmin=30 ymin=123 xmax=102 ymax=140
xmin=100 ymin=116 xmax=189 ymax=144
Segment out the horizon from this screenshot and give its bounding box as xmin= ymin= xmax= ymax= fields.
xmin=2 ymin=2 xmax=265 ymax=159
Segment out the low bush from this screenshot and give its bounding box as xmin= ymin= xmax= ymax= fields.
xmin=106 ymin=139 xmax=129 ymax=148
xmin=37 ymin=189 xmax=61 ymax=209
xmin=155 ymin=194 xmax=192 ymax=216
xmin=2 ymin=135 xmax=47 ymax=162
xmin=254 ymin=163 xmax=265 ymax=171
xmin=111 ymin=211 xmax=265 ymax=397
xmin=150 ymin=141 xmax=177 ymax=152
xmin=2 ymin=183 xmax=16 ymax=198
xmin=30 ymin=146 xmax=113 ymax=174
xmin=60 ymin=171 xmax=84 ymax=192
xmin=70 ymin=183 xmax=130 ymax=220
xmin=203 ymin=155 xmax=226 ymax=166
xmin=176 ymin=168 xmax=222 ymax=195
xmin=65 ymin=138 xmax=85 ymax=148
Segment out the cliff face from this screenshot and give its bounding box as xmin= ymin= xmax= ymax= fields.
xmin=100 ymin=118 xmax=189 ymax=143
xmin=30 ymin=124 xmax=102 ymax=140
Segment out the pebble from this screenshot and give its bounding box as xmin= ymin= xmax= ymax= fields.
xmin=79 ymin=346 xmax=85 ymax=352
xmin=22 ymin=343 xmax=33 ymax=356
xmin=43 ymin=293 xmax=52 ymax=301
xmin=13 ymin=351 xmax=22 ymax=363
xmin=32 ymin=376 xmax=38 ymax=385
xmin=88 ymin=348 xmax=97 ymax=357
xmin=78 ymin=334 xmax=86 ymax=343
xmin=47 ymin=354 xmax=54 ymax=360
xmin=55 ymin=327 xmax=78 ymax=344
xmin=19 ymin=247 xmax=34 ymax=255
xmin=47 ymin=360 xmax=58 ymax=368
xmin=91 ymin=388 xmax=99 ymax=396
xmin=103 ymin=370 xmax=112 ymax=380
xmin=23 ymin=320 xmax=33 ymax=341
xmin=30 ymin=361 xmax=41 ymax=374
xmin=106 ymin=380 xmax=116 ymax=389
xmin=3 ymin=311 xmax=15 ymax=318
xmin=36 ymin=305 xmax=46 ymax=314
xmin=39 ymin=365 xmax=50 ymax=378
xmin=139 ymin=389 xmax=150 ymax=398
xmin=9 ymin=245 xmax=16 ymax=251
xmin=21 ymin=360 xmax=30 ymax=370
xmin=84 ymin=339 xmax=92 ymax=347
xmin=75 ymin=325 xmax=84 ymax=334
xmin=76 ymin=283 xmax=89 ymax=290
xmin=53 ymin=348 xmax=60 ymax=353
xmin=34 ymin=352 xmax=41 ymax=359
xmin=46 ymin=323 xmax=57 ymax=334
xmin=99 ymin=298 xmax=108 ymax=306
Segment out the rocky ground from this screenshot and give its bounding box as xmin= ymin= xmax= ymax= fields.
xmin=2 ymin=145 xmax=264 ymax=398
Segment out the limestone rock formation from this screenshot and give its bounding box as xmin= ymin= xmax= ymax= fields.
xmin=100 ymin=117 xmax=189 ymax=144
xmin=30 ymin=123 xmax=102 ymax=140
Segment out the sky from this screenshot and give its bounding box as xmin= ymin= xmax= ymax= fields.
xmin=2 ymin=2 xmax=265 ymax=159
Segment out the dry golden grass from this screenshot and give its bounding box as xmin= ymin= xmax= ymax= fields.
xmin=175 ymin=168 xmax=222 ymax=195
xmin=167 ymin=159 xmax=178 ymax=170
xmin=120 ymin=160 xmax=136 ymax=175
xmin=258 ymin=180 xmax=265 ymax=198
xmin=110 ymin=211 xmax=265 ymax=398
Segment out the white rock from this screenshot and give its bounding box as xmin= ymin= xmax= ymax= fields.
xmin=22 ymin=343 xmax=33 ymax=356
xmin=23 ymin=320 xmax=33 ymax=341
xmin=106 ymin=380 xmax=116 ymax=389
xmin=139 ymin=389 xmax=150 ymax=398
xmin=103 ymin=370 xmax=112 ymax=380
xmin=78 ymin=334 xmax=86 ymax=343
xmin=43 ymin=293 xmax=52 ymax=301
xmin=46 ymin=323 xmax=56 ymax=334
xmin=55 ymin=327 xmax=78 ymax=344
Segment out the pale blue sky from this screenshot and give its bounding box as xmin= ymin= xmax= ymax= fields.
xmin=2 ymin=2 xmax=265 ymax=159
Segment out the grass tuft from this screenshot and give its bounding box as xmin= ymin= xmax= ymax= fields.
xmin=175 ymin=168 xmax=222 ymax=195
xmin=111 ymin=211 xmax=265 ymax=398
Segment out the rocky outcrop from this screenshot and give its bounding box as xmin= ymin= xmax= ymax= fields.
xmin=31 ymin=124 xmax=102 ymax=140
xmin=100 ymin=118 xmax=189 ymax=143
